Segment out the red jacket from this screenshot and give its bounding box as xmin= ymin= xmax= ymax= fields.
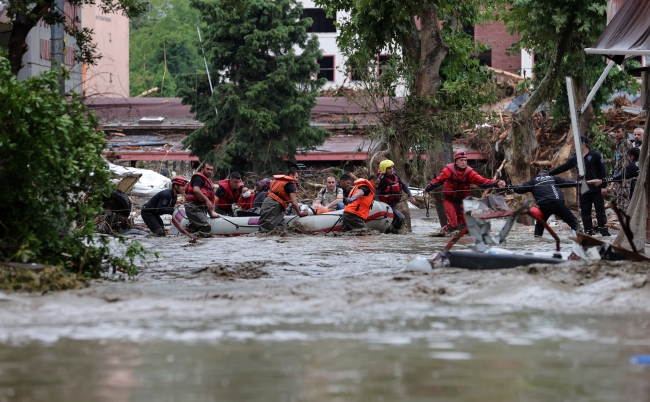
xmin=237 ymin=194 xmax=254 ymax=210
xmin=215 ymin=179 xmax=243 ymax=211
xmin=185 ymin=172 xmax=215 ymax=205
xmin=427 ymin=164 xmax=497 ymax=200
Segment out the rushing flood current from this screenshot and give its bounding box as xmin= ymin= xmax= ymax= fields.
xmin=1 ymin=211 xmax=650 ymax=401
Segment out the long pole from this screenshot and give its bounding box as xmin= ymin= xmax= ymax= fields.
xmin=51 ymin=0 xmax=65 ymax=95
xmin=197 ymin=26 xmax=218 ymax=116
xmin=580 ymin=60 xmax=616 ymax=114
xmin=566 ymin=77 xmax=589 ymax=195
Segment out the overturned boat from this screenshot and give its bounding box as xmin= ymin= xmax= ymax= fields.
xmin=170 ymin=201 xmax=394 ymax=236
xmin=406 ymin=198 xmax=649 ymax=271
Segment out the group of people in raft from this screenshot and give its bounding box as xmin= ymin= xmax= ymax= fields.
xmin=141 ymin=143 xmax=640 ymax=238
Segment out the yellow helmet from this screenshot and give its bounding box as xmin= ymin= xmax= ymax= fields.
xmin=379 ymin=159 xmax=395 ymax=174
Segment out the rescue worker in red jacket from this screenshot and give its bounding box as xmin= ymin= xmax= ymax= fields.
xmin=342 ymin=175 xmax=381 ymax=231
xmin=214 ymin=172 xmax=244 ymax=216
xmin=376 ymin=160 xmax=416 ymax=231
xmin=184 ymin=162 xmax=220 ymax=236
xmin=424 ymin=151 xmax=505 ymax=233
xmin=259 ymin=168 xmax=307 ymax=232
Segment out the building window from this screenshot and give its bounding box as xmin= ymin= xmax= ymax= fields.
xmin=350 ymin=66 xmax=364 ymax=81
xmin=378 ymin=54 xmax=392 ymax=76
xmin=477 ymin=49 xmax=492 ymax=67
xmin=463 ymin=24 xmax=475 ymax=40
xmin=317 ymin=56 xmax=335 ymax=81
xmin=301 ymin=9 xmax=336 ymax=33
xmin=40 ymin=39 xmax=51 ymax=60
xmin=64 ymin=46 xmax=76 ymax=66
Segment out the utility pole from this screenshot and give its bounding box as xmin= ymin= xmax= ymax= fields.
xmin=50 ymin=0 xmax=66 ymax=95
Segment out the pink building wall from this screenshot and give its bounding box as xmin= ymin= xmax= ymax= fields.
xmin=81 ymin=4 xmax=129 ymax=97
xmin=474 ymin=21 xmax=521 ymax=75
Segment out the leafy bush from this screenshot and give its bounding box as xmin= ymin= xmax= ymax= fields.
xmin=0 ymin=53 xmax=144 ymax=279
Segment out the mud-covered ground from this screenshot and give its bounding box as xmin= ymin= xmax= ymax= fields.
xmin=1 ymin=210 xmax=649 ymax=344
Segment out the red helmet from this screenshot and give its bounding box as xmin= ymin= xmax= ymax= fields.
xmin=454 ymin=150 xmax=467 ymax=160
xmin=529 ymin=207 xmax=544 ymax=221
xmin=172 ymin=176 xmax=188 ymax=185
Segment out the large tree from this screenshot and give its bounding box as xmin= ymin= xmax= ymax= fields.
xmin=179 ymin=0 xmax=329 ymax=173
xmin=129 ymin=0 xmax=202 ymax=97
xmin=314 ymin=0 xmax=501 ymax=223
xmin=4 ymin=0 xmax=146 ymax=76
xmin=500 ymin=0 xmax=636 ymax=184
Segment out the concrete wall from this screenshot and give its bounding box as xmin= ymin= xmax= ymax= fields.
xmin=81 ymin=4 xmax=130 ymax=97
xmin=17 ymin=16 xmax=82 ymax=93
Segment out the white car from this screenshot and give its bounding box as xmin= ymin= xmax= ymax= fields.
xmin=107 ymin=161 xmax=171 ymax=198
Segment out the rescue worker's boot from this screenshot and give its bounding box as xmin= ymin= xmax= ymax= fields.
xmin=430 ymin=225 xmax=458 ymax=237
xmin=598 ymin=227 xmax=611 ymax=237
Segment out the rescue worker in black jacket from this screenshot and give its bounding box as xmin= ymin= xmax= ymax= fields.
xmin=548 ymin=136 xmax=610 ymax=236
xmin=588 ymin=147 xmax=640 ymax=202
xmin=510 ymin=170 xmax=580 ymax=237
xmin=375 ymin=160 xmax=416 ymax=231
xmin=141 ymin=176 xmax=188 ymax=236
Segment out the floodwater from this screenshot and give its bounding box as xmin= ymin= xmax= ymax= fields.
xmin=1 ymin=211 xmax=650 ymax=401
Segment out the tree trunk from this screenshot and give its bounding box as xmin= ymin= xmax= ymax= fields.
xmin=415 ymin=0 xmax=450 ymax=224
xmin=414 ymin=1 xmax=448 ymax=101
xmin=7 ymin=5 xmax=50 ymax=76
xmin=504 ymin=26 xmax=572 ymax=185
xmin=425 ymin=132 xmax=452 ymax=227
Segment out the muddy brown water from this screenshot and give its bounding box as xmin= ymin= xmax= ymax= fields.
xmin=1 ymin=210 xmax=650 ymax=401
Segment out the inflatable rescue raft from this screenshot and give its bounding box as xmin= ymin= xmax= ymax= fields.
xmin=170 ymin=202 xmax=395 ymax=236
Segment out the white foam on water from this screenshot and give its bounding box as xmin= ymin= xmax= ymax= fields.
xmin=431 ymin=351 xmax=473 ymax=360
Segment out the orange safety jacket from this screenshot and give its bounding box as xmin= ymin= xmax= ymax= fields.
xmin=268 ymin=175 xmax=297 ymax=209
xmin=215 ymin=179 xmax=243 ymax=211
xmin=185 ymin=172 xmax=215 ymax=205
xmin=344 ymin=178 xmax=375 ymax=219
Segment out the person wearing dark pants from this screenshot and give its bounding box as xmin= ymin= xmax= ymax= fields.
xmin=548 ymin=136 xmax=610 ymax=236
xmin=375 ymin=160 xmax=416 ymax=232
xmin=184 ymin=163 xmax=220 ymax=235
xmin=588 ymin=147 xmax=640 ymax=207
xmin=142 ymin=176 xmax=188 ymax=236
xmin=510 ymin=171 xmax=579 ymax=237
xmin=259 ymin=168 xmax=306 ymax=232
xmin=342 ymin=175 xmax=381 ymax=231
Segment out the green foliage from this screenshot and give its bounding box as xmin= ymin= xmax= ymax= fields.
xmin=129 ymin=0 xmax=203 ymax=97
xmin=503 ymin=0 xmax=638 ymax=120
xmin=317 ymin=0 xmax=501 ymax=68
xmin=546 ymin=58 xmax=641 ymax=123
xmin=0 ymin=53 xmax=144 ymax=280
xmin=179 ymin=0 xmax=329 ymax=172
xmin=586 ymin=121 xmax=614 ymax=161
xmin=316 ymin=0 xmax=501 ymax=184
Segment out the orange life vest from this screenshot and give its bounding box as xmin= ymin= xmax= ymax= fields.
xmin=185 ymin=172 xmax=215 ymax=205
xmin=344 ymin=178 xmax=375 ymax=218
xmin=268 ymin=175 xmax=297 ymax=209
xmin=378 ymin=173 xmax=403 ymax=205
xmin=215 ymin=179 xmax=243 ymax=211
